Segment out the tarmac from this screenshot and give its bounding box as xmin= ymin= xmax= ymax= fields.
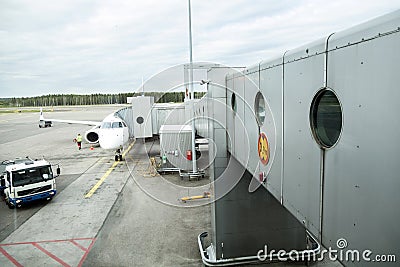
xmin=0 ymin=105 xmax=211 ymax=267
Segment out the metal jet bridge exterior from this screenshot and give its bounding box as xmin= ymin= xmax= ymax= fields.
xmin=197 ymin=10 xmax=400 ymax=267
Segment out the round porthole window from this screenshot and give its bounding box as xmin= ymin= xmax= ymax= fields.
xmin=136 ymin=116 xmax=144 ymax=124
xmin=231 ymin=93 xmax=237 ymax=113
xmin=310 ymin=89 xmax=343 ymax=149
xmin=254 ymin=92 xmax=266 ymax=126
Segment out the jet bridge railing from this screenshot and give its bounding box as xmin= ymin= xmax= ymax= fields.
xmin=198 ymin=231 xmax=321 ymax=266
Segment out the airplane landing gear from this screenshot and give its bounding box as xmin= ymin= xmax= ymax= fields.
xmin=115 ymin=148 xmax=123 ymax=161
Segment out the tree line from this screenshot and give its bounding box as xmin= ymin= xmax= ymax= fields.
xmin=0 ymin=92 xmax=205 ymax=107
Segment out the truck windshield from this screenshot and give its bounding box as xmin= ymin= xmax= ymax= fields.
xmin=12 ymin=166 xmax=53 ymax=187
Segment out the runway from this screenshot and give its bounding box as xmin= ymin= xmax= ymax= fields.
xmin=0 ymin=105 xmax=211 ymax=266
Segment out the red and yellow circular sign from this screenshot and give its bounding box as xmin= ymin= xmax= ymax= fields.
xmin=258 ymin=132 xmax=270 ymax=165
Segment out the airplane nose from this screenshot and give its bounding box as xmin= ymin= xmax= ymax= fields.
xmin=99 ymin=129 xmax=123 ymax=150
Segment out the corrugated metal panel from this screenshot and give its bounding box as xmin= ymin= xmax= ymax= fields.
xmin=131 ymin=96 xmax=154 ymax=138
xmin=152 ymin=107 xmax=186 ymax=135
xmin=194 ymin=96 xmax=208 ymax=138
xmin=259 ymin=57 xmax=283 ymax=202
xmin=212 ymin=156 xmax=307 ymax=260
xmin=326 ymin=10 xmax=400 ymax=51
xmin=243 ymin=68 xmax=260 ymax=175
xmin=234 ymin=74 xmax=246 ymax=166
xmin=322 ymin=13 xmax=400 ymax=266
xmin=283 ymin=42 xmax=325 ymax=238
xmin=226 ymin=76 xmax=235 ymax=154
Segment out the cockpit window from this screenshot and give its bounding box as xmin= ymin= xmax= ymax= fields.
xmin=112 ymin=122 xmax=123 ymax=128
xmin=101 ymin=122 xmax=112 ymax=129
xmin=101 ymin=121 xmax=124 ymax=128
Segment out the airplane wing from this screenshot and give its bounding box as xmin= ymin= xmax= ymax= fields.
xmin=39 ymin=108 xmax=101 ymax=127
xmin=45 ymin=118 xmax=101 ymax=126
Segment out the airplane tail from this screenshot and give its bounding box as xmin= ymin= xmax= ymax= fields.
xmin=39 ymin=107 xmax=44 ymax=121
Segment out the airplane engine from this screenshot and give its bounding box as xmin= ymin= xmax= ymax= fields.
xmin=85 ymin=126 xmax=100 ymax=144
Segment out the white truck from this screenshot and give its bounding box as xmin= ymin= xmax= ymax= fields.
xmin=0 ymin=157 xmax=60 ymax=209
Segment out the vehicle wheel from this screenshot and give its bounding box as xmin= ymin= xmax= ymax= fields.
xmin=119 ymin=155 xmax=123 ymax=161
xmin=115 ymin=155 xmax=119 ymax=161
xmin=6 ymin=198 xmax=15 ymax=209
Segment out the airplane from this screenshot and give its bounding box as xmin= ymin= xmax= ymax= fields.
xmin=39 ymin=108 xmax=129 ymax=161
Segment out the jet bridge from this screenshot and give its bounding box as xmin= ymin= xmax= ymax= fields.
xmin=197 ymin=67 xmax=319 ymax=265
xmin=198 ymin=10 xmax=400 ymax=266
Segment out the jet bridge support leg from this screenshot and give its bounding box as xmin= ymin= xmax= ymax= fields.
xmin=115 ymin=147 xmax=123 ymax=161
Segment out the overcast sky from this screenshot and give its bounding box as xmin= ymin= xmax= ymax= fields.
xmin=0 ymin=0 xmax=399 ymax=98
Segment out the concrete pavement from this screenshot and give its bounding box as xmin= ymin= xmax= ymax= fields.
xmin=0 ymin=106 xmax=212 ymax=267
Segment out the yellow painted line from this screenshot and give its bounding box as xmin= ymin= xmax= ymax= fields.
xmin=122 ymin=140 xmax=136 ymax=158
xmin=84 ymin=140 xmax=136 ymax=199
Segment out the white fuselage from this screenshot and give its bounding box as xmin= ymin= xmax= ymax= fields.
xmin=98 ymin=114 xmax=129 ymax=150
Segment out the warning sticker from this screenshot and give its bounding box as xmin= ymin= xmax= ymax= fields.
xmin=258 ymin=132 xmax=269 ymax=165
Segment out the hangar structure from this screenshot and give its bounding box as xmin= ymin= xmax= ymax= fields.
xmin=195 ymin=10 xmax=400 ymax=266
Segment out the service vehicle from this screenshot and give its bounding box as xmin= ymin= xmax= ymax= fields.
xmin=0 ymin=157 xmax=60 ymax=209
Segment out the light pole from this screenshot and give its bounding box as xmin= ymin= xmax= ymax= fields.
xmin=188 ymin=0 xmax=197 ymax=174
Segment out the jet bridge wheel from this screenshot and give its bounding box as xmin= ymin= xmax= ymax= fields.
xmin=115 ymin=148 xmax=123 ymax=161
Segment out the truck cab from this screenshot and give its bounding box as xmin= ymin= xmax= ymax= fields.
xmin=0 ymin=158 xmax=59 ymax=209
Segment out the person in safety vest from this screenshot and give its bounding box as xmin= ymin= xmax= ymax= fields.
xmin=76 ymin=133 xmax=83 ymax=150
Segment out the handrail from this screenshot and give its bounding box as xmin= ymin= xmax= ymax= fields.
xmin=198 ymin=231 xmax=321 ymax=266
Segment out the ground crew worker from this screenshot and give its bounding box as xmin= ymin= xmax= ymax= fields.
xmin=76 ymin=133 xmax=83 ymax=150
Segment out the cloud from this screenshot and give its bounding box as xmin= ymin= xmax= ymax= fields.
xmin=0 ymin=0 xmax=399 ymax=97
